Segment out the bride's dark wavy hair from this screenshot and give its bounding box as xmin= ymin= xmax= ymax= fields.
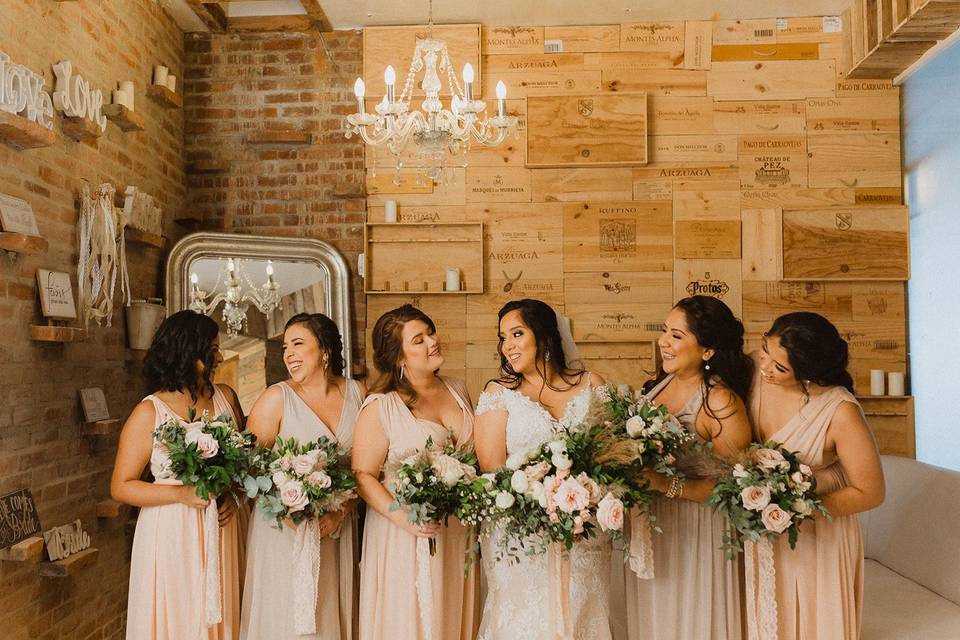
xmin=645 ymin=295 xmax=753 ymax=421
xmin=143 ymin=310 xmax=220 ymax=402
xmin=494 ymin=299 xmax=585 ymax=396
xmin=766 ymin=312 xmax=855 ymax=394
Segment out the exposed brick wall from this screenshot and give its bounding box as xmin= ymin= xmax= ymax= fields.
xmin=0 ymin=1 xmax=185 ymax=638
xmin=183 ymin=30 xmax=367 ymax=365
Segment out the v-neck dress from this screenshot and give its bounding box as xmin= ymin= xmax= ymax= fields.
xmin=357 ymin=377 xmax=480 ymax=640
xmin=622 ymin=374 xmax=743 ymax=640
xmin=241 ymin=379 xmax=364 ymax=640
xmin=744 ymin=367 xmax=866 ymax=640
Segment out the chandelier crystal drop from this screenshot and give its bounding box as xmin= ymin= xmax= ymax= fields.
xmin=344 ymin=1 xmax=518 ymax=184
xmin=189 ymin=258 xmax=281 ymax=335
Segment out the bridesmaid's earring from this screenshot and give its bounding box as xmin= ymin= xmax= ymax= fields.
xmin=544 ymin=350 xmax=551 ymax=362
xmin=704 ymin=362 xmax=711 ymax=371
xmin=399 ymin=364 xmax=405 ymax=381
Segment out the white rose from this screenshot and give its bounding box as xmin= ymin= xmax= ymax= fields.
xmin=307 ymin=470 xmax=332 ymax=489
xmin=792 ymin=498 xmax=813 ymax=517
xmin=799 ymin=463 xmax=813 ymax=476
xmin=480 ymin=473 xmax=498 ymax=493
xmin=184 ymin=429 xmax=219 ymax=459
xmin=432 ymin=454 xmax=466 ymax=487
xmin=291 ymin=453 xmax=316 ymax=476
xmin=510 ymin=469 xmax=530 ymax=493
xmin=529 ymin=480 xmax=545 ymax=502
xmin=740 ymin=485 xmax=772 ymax=511
xmin=279 ymin=480 xmax=310 ymax=512
xmin=596 ymin=493 xmax=625 ymax=532
xmin=790 ymin=471 xmax=812 ymax=494
xmin=649 ymin=416 xmax=664 ymax=432
xmin=761 ymin=503 xmax=793 ymax=534
xmin=733 ymin=464 xmax=749 ymax=479
xmin=551 ymin=452 xmax=573 ymax=471
xmin=625 ymin=415 xmax=646 ymax=438
xmin=272 ymin=471 xmax=289 ymax=490
xmin=495 ymin=491 xmax=516 ymax=510
xmin=505 ymin=452 xmax=526 ymax=470
xmin=547 ymin=440 xmax=567 ymax=456
xmin=753 ymin=447 xmax=787 ymax=471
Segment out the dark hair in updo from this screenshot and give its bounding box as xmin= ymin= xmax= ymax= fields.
xmin=284 ymin=313 xmax=345 ymax=376
xmin=645 ymin=295 xmax=753 ymax=420
xmin=494 ymin=299 xmax=585 ymax=394
xmin=766 ymin=312 xmax=855 ymax=394
xmin=369 ymin=304 xmax=438 ymax=407
xmin=144 ymin=310 xmax=219 ymax=403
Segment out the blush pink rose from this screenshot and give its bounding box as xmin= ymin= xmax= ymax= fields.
xmin=596 ymin=493 xmax=625 ymax=532
xmin=753 ymin=447 xmax=788 ymax=471
xmin=524 ymin=461 xmax=551 ymax=482
xmin=308 ymin=470 xmax=332 ymax=489
xmin=279 ymin=479 xmax=310 ymax=512
xmin=555 ymin=478 xmax=591 ymax=514
xmin=761 ymin=503 xmax=793 ymax=534
xmin=184 ymin=429 xmax=219 ymax=459
xmin=740 ymin=485 xmax=772 ymax=511
xmin=291 ymin=454 xmax=316 ymax=476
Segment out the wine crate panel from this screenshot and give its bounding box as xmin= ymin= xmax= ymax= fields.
xmin=602 ymin=69 xmax=708 ymax=96
xmin=570 ymin=303 xmax=672 ymax=342
xmin=782 ymin=207 xmax=909 ymax=281
xmin=742 ymin=281 xmax=853 ymax=334
xmin=807 ymin=132 xmax=901 ymax=188
xmin=366 ymin=170 xmax=434 ymax=195
xmin=364 ymin=24 xmax=481 ymax=98
xmin=711 ymin=43 xmax=819 ymax=62
xmin=465 ymin=167 xmax=532 ymax=202
xmin=647 ymin=96 xmax=716 ymax=135
xmin=526 ymin=93 xmax=648 ymax=168
xmin=674 ymin=259 xmax=743 ymax=316
xmin=674 ymin=220 xmax=741 ymax=259
xmin=775 ymin=16 xmax=847 ymax=44
xmin=738 ymin=135 xmax=808 ymax=190
xmin=483 ymin=71 xmax=601 ymax=98
xmin=584 ymin=52 xmax=683 ymax=71
xmin=712 ymin=100 xmax=806 ymax=134
xmin=859 ymin=396 xmax=914 ymax=458
xmin=366 ymin=169 xmax=466 ymax=207
xmin=563 ymin=201 xmax=673 ymax=272
xmin=619 ymin=22 xmax=685 ymax=64
xmin=836 ymin=79 xmax=899 ymax=97
xmin=708 ymin=60 xmax=836 ymax=101
xmin=741 ymin=209 xmax=783 ymax=281
xmin=713 ymin=19 xmax=778 ymax=45
xmin=531 ymin=168 xmax=634 ymax=202
xmin=805 ymin=96 xmax=900 ymax=132
xmin=466 ymin=368 xmax=503 ymax=403
xmin=564 ymin=271 xmax=673 ymax=306
xmin=364 ymin=294 xmax=468 ymax=375
xmin=482 ymin=26 xmax=545 ymax=54
xmin=578 ymin=342 xmax=660 ymax=388
xmin=851 ymin=282 xmax=906 ymax=322
xmin=367 ymin=205 xmax=467 ymax=224
xmin=483 ymin=53 xmax=585 ymax=74
xmin=854 ymin=188 xmax=903 ymax=206
xmin=542 ymin=25 xmax=621 ymax=52
xmin=740 ymin=187 xmax=856 ymax=209
xmin=648 ymin=135 xmax=737 ymax=164
xmin=683 ymin=21 xmax=714 ymax=70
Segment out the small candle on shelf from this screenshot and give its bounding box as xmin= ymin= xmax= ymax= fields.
xmin=384 ymin=200 xmax=397 ymax=223
xmin=119 ymin=81 xmax=135 ymax=110
xmin=112 ymin=89 xmax=128 ymax=108
xmin=166 ymin=74 xmax=177 ymax=93
xmin=870 ymin=369 xmax=885 ymax=396
xmin=153 ymin=65 xmax=168 ymax=86
xmin=445 ymin=267 xmax=461 ymax=292
xmin=888 ymin=371 xmax=906 ymax=396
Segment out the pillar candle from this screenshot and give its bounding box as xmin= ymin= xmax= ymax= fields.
xmin=870 ymin=369 xmax=885 ymax=396
xmin=119 ymin=81 xmax=135 ymax=110
xmin=887 ymin=372 xmax=906 ymax=396
xmin=445 ymin=267 xmax=461 ymax=292
xmin=112 ymin=90 xmax=127 ymax=107
xmin=166 ymin=74 xmax=177 ymax=93
xmin=153 ymin=65 xmax=168 ymax=86
xmin=384 ymin=200 xmax=397 ymax=223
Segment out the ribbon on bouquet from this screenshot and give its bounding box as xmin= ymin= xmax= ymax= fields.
xmin=744 ymin=538 xmax=779 ymax=640
xmin=546 ymin=543 xmax=573 ymax=640
xmin=627 ymin=510 xmax=655 ymax=579
xmin=203 ymin=500 xmax=222 ymax=626
xmin=293 ymin=519 xmax=323 ymax=635
xmin=415 ymin=536 xmax=435 ymax=640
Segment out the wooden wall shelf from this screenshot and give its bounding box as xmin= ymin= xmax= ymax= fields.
xmin=61 ymin=117 xmax=103 ymax=142
xmin=0 ymin=232 xmax=48 ymax=256
xmin=363 ymin=223 xmax=484 ymax=294
xmin=38 ymin=547 xmax=99 ymax=577
xmin=147 ymin=84 xmax=183 ymax=109
xmin=30 ymin=325 xmax=87 ymax=342
xmin=103 ymin=105 xmax=146 ymax=132
xmin=0 ymin=536 xmax=44 ymax=563
xmin=245 ymin=131 xmax=315 ymax=145
xmin=125 ymin=227 xmax=168 ymax=249
xmin=82 ymin=419 xmax=121 ymax=436
xmin=0 ymin=111 xmax=58 ymax=150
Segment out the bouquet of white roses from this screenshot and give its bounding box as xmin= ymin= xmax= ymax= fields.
xmin=247 ymin=436 xmax=357 ymax=528
xmin=707 ymin=441 xmax=828 ymax=557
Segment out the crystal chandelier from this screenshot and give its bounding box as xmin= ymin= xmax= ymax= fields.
xmin=189 ymin=258 xmax=281 ymax=335
xmin=345 ymin=0 xmax=518 ymax=184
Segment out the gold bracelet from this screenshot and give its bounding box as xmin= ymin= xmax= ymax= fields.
xmin=665 ymin=476 xmax=684 ymax=499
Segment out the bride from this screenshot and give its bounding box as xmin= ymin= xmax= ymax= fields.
xmin=474 ymin=298 xmax=611 ymax=640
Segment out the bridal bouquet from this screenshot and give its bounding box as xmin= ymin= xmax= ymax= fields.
xmin=707 ymin=441 xmax=828 ymax=556
xmin=247 ymin=436 xmax=357 ymax=529
xmin=152 ymin=409 xmax=257 ymax=499
xmin=388 ymin=437 xmax=481 ymax=554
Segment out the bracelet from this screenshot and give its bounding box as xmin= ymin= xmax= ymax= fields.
xmin=665 ymin=476 xmax=684 ymax=499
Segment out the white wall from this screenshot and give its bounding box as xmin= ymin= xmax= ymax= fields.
xmin=902 ymin=39 xmax=960 ymax=471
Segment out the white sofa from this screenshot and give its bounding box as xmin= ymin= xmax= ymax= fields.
xmin=860 ymin=455 xmax=960 ymax=639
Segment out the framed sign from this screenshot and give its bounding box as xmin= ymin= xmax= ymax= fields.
xmin=36 ymin=269 xmax=77 ymax=320
xmin=79 ymin=387 xmax=110 ymax=422
xmin=0 ymin=489 xmax=42 ymax=550
xmin=0 ymin=193 xmax=40 ymax=236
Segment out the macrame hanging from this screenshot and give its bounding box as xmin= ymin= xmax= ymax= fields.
xmin=77 ymin=183 xmax=131 ymax=328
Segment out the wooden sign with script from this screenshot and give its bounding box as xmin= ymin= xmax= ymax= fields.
xmin=0 ymin=489 xmax=42 ymax=550
xmin=36 ymin=269 xmax=77 ymax=320
xmin=79 ymin=387 xmax=110 ymax=422
xmin=0 ymin=192 xmax=40 ymax=236
xmin=526 ymin=93 xmax=648 ymax=167
xmin=43 ymin=519 xmax=91 ymax=562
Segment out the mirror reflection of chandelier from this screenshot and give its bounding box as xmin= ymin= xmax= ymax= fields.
xmin=189 ymin=258 xmax=281 ymax=335
xmin=345 ymin=0 xmax=518 ymax=184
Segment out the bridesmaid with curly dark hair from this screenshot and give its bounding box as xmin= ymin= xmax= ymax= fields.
xmin=111 ymin=310 xmax=246 ymax=640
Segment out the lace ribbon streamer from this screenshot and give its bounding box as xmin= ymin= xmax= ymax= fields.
xmin=627 ymin=510 xmax=655 ymax=579
xmin=547 ymin=543 xmax=573 ymax=640
xmin=744 ymin=538 xmax=778 ymax=640
xmin=203 ymin=500 xmax=222 ymax=626
xmin=293 ymin=519 xmax=323 ymax=635
xmin=415 ymin=536 xmax=435 ymax=640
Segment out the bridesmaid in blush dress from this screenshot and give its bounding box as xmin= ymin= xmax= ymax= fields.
xmin=353 ymin=305 xmax=479 ymax=640
xmin=747 ymin=312 xmax=885 ymax=640
xmin=112 ymin=310 xmax=246 ymax=640
xmin=241 ymin=313 xmax=365 ymax=640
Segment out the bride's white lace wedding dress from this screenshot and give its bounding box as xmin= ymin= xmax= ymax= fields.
xmin=475 ymin=383 xmax=612 ymax=640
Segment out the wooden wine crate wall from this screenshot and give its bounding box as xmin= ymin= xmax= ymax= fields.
xmin=360 ymin=15 xmax=914 ymax=457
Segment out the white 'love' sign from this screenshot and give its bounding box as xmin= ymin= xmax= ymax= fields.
xmin=52 ymin=60 xmax=106 ymax=132
xmin=0 ymin=50 xmax=54 ymax=129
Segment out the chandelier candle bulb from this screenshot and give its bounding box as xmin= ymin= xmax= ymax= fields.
xmin=445 ymin=267 xmax=461 ymax=292
xmin=870 ymin=369 xmax=885 ymax=396
xmin=384 ymin=65 xmax=396 ymax=102
xmin=153 ymin=65 xmax=168 ymax=86
xmin=463 ymin=63 xmax=474 ymax=100
xmin=496 ymin=80 xmax=507 ymax=118
xmin=354 ymin=78 xmax=365 ymax=113
xmin=888 ymin=372 xmax=905 ymax=396
xmin=384 ymin=200 xmax=398 ymax=223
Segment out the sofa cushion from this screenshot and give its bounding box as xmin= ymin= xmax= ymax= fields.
xmin=859 ymin=456 xmax=960 ymax=605
xmin=863 ymin=559 xmax=960 ymax=640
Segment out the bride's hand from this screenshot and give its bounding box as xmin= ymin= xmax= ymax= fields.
xmin=402 ymin=520 xmax=440 ymax=539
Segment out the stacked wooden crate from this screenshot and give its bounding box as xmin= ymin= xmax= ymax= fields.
xmin=360 ymin=15 xmax=914 ymax=457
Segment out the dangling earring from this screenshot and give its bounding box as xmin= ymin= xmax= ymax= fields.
xmin=704 ymin=363 xmax=711 ymax=371
xmin=544 ymin=350 xmax=551 ymax=363
xmin=399 ymin=364 xmax=405 ymax=381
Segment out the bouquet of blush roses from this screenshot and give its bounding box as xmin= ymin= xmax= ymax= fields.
xmin=247 ymin=436 xmax=357 ymax=528
xmin=153 ymin=409 xmax=257 ymax=499
xmin=388 ymin=436 xmax=481 ymax=555
xmin=707 ymin=441 xmax=828 ymax=557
